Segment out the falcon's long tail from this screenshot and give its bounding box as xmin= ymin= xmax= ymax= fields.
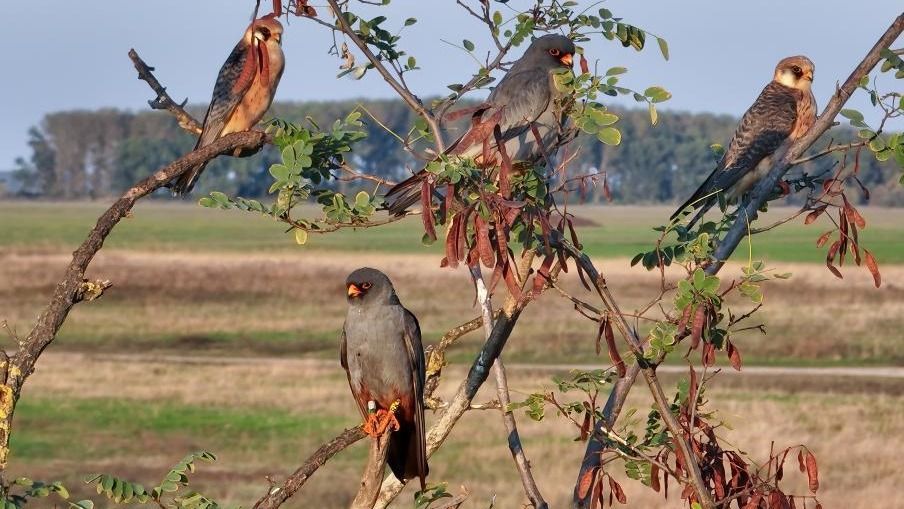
xmin=386 ymin=427 xmax=428 ymax=490
xmin=168 ymin=163 xmax=207 ymax=196
xmin=384 ymin=171 xmax=427 ymax=217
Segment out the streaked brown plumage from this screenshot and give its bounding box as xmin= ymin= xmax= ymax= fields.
xmin=672 ymin=55 xmax=816 ymax=228
xmin=170 ymin=17 xmax=285 ymax=195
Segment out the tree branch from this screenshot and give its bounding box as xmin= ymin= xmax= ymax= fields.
xmin=128 ymin=49 xmax=203 ymax=135
xmin=469 ymin=266 xmax=547 ymax=509
xmin=351 ymin=429 xmax=392 ymax=509
xmin=252 ymin=427 xmax=366 ymax=509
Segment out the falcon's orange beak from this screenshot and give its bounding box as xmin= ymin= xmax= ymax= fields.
xmin=347 ymin=283 xmax=363 ymax=298
xmin=559 ymin=53 xmax=573 ymax=67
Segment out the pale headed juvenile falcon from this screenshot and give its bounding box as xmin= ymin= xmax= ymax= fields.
xmin=672 ymin=55 xmax=817 ymax=228
xmin=170 ymin=16 xmax=285 ymax=195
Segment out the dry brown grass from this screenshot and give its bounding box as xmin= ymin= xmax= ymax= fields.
xmin=2 ymin=249 xmax=902 ymax=364
xmin=14 ymin=352 xmax=904 ymax=509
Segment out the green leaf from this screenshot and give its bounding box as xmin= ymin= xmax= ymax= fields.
xmin=404 ymin=17 xmax=417 ymax=26
xmin=463 ymin=39 xmax=475 ymax=51
xmin=52 ymin=482 xmax=69 ymax=499
xmin=644 ymin=86 xmax=672 ymax=103
xmin=407 ymin=56 xmax=416 ymax=69
xmin=869 ymin=137 xmax=886 ymax=152
xmin=493 ymin=11 xmax=503 ymax=25
xmin=648 ymin=103 xmax=658 ymax=126
xmin=692 ymin=268 xmax=705 ymax=289
xmin=295 ymin=228 xmax=308 ymax=246
xmin=355 ymin=191 xmax=370 ymax=207
xmin=605 ymin=66 xmax=627 ymax=76
xmin=840 ymin=109 xmax=864 ymax=122
xmin=597 ymin=127 xmax=621 ymax=146
xmin=590 ymin=110 xmax=619 ymax=126
xmin=657 ymin=37 xmax=669 ymax=60
xmin=270 ymin=164 xmax=290 ymax=181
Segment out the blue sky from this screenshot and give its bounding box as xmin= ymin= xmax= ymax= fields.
xmin=2 ymin=1 xmax=901 ymax=168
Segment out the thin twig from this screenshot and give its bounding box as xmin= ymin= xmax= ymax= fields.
xmin=326 ymin=0 xmax=446 ymax=152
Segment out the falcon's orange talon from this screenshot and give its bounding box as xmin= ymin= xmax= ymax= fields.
xmin=362 ymin=407 xmax=401 ymax=437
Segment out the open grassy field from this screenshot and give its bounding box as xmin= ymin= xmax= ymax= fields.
xmin=1 ymin=201 xmax=902 ymax=508
xmin=10 ymin=352 xmax=903 ymax=509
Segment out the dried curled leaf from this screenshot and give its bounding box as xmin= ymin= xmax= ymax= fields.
xmin=676 ymin=304 xmax=692 ymax=332
xmin=804 ymin=206 xmax=826 ymax=225
xmin=421 ymin=179 xmax=436 ymax=242
xmin=825 ymin=240 xmax=843 ymax=279
xmin=474 ymin=215 xmax=496 ymax=268
xmin=604 ymin=318 xmax=625 ymax=378
xmin=690 ymin=305 xmax=705 ymax=349
xmin=769 ymin=490 xmax=790 ymax=509
xmin=727 ymin=340 xmax=742 ymax=371
xmin=805 ymin=451 xmax=819 ymax=493
xmin=608 ymin=476 xmax=627 ymax=504
xmin=577 ymin=467 xmax=596 ymax=499
xmin=864 ymin=249 xmax=881 ymax=288
xmin=702 ymin=342 xmax=715 ymax=367
xmin=579 ymin=409 xmax=591 ymax=441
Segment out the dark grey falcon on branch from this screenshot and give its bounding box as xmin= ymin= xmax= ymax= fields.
xmin=672 ymin=55 xmax=817 ymax=229
xmin=340 ymin=267 xmax=428 ymax=489
xmin=384 ymin=34 xmax=577 ymax=216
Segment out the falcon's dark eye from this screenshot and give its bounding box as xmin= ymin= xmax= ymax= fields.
xmin=791 ymin=65 xmax=803 ymax=77
xmin=361 ymin=282 xmax=372 ymax=290
xmin=257 ymin=27 xmax=271 ymax=40
xmin=548 ymin=48 xmax=561 ymax=57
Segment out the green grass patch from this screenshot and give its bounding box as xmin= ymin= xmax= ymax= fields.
xmin=11 ymin=397 xmax=345 ymax=462
xmin=4 ymin=202 xmax=904 ymax=263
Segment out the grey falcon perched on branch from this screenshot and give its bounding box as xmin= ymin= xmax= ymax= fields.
xmin=340 ymin=267 xmax=428 ymax=489
xmin=672 ymin=55 xmax=817 ymax=228
xmin=169 ymin=16 xmax=285 ymax=195
xmin=383 ymin=34 xmax=577 ymax=216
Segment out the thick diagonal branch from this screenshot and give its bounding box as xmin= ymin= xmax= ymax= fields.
xmin=572 ymin=13 xmax=904 ymax=508
xmin=11 ymin=132 xmax=268 ymax=393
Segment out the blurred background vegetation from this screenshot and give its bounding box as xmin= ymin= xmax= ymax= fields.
xmin=5 ymin=101 xmax=902 ymax=204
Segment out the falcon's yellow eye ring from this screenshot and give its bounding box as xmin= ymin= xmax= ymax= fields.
xmin=361 ymin=282 xmax=373 ymax=290
xmin=548 ymin=48 xmax=561 ymax=57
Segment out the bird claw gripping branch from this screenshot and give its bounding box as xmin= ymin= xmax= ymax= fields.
xmin=362 ymin=399 xmax=401 ymax=438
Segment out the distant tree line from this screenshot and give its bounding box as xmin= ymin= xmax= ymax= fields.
xmin=10 ymin=100 xmax=903 ymax=204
